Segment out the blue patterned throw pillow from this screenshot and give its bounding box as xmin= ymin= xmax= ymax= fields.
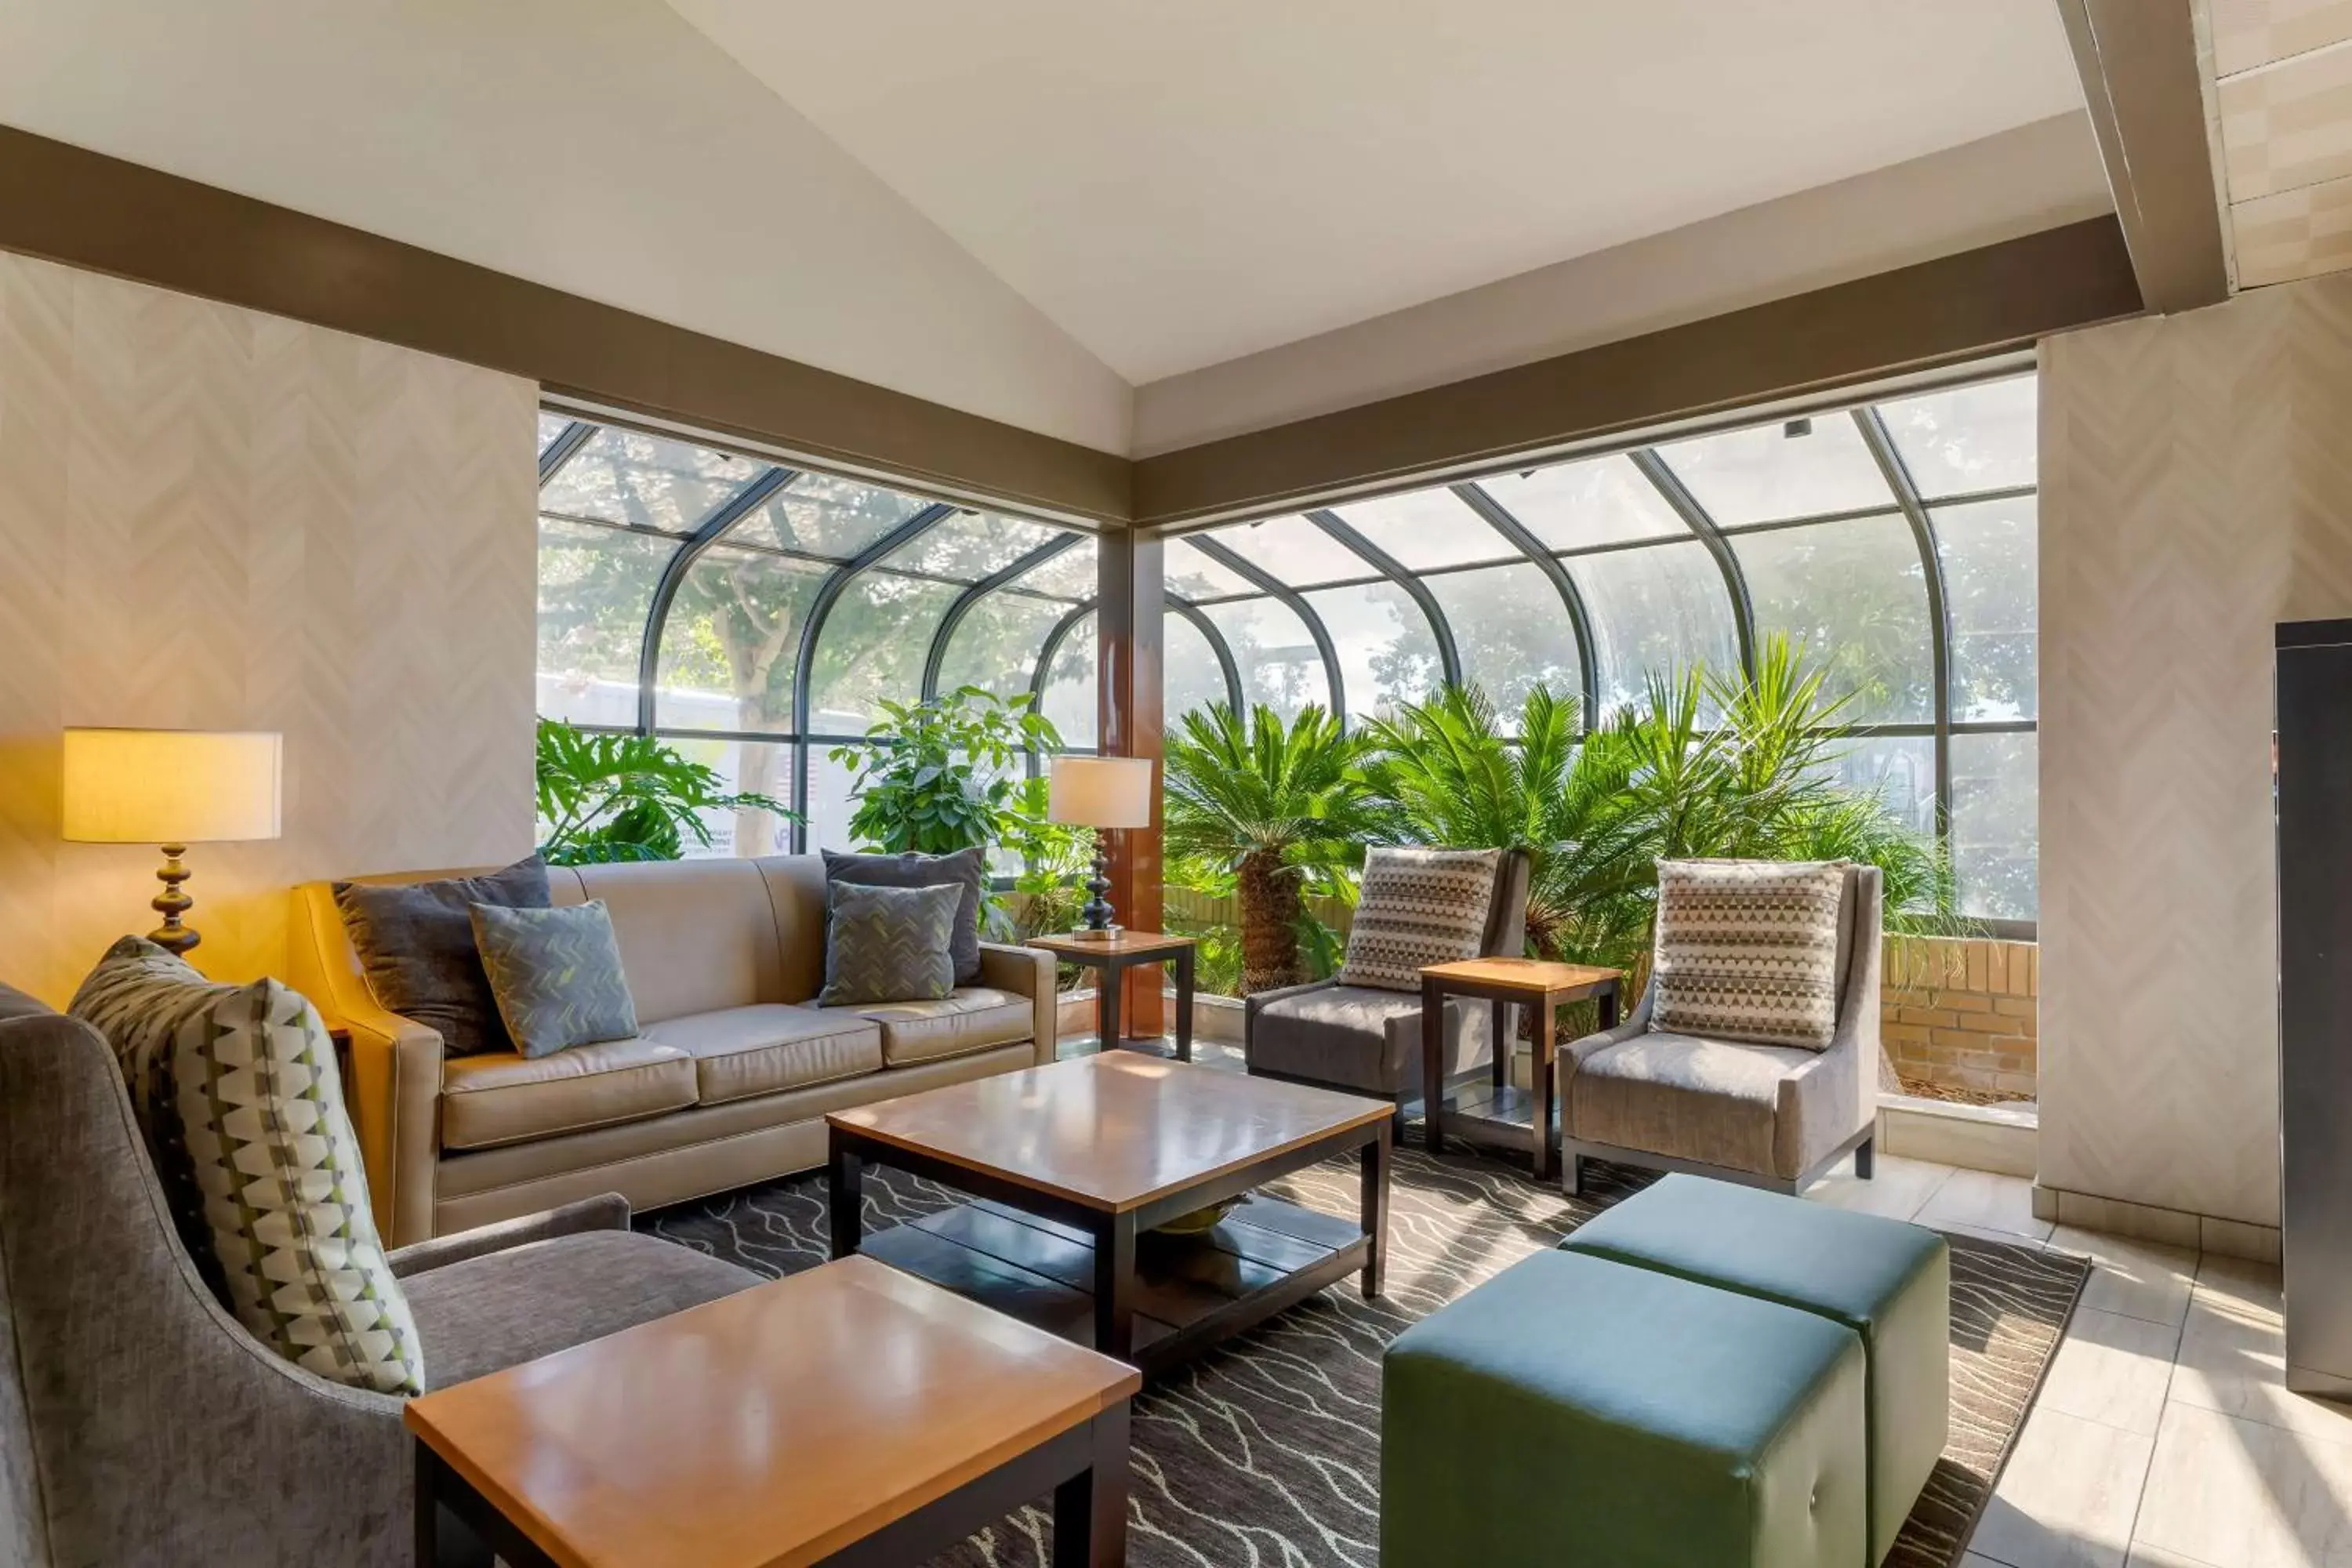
xmin=468 ymin=901 xmax=641 ymax=1059
xmin=819 ymin=880 xmax=961 ymax=1007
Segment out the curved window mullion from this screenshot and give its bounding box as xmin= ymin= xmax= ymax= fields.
xmin=1304 ymin=508 xmax=1463 ymax=688
xmin=1628 ymin=449 xmax=1756 ymax=681
xmin=537 ymin=420 xmax=594 ymax=485
xmin=1451 ymin=481 xmax=1603 ymax=734
xmin=1028 ymin=599 xmax=1097 ymax=779
xmin=1170 ymin=593 xmax=1244 ymax=716
xmin=1854 ymin=405 xmax=1958 ymax=877
xmin=632 ymin=466 xmax=798 ymax=735
xmin=920 ymin=532 xmax=1083 ymax=702
xmin=1185 ymin=532 xmax=1348 ymax=724
xmin=787 ymin=501 xmax=961 ymax=849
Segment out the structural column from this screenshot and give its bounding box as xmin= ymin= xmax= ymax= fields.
xmin=1098 ymin=527 xmax=1164 ymax=1040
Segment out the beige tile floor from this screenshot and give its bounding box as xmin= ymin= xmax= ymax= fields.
xmin=1096 ymin=1038 xmax=2331 ymax=1566
xmin=1809 ymin=1152 xmax=2335 ymax=1568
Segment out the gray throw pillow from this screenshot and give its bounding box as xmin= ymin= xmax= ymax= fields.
xmin=332 ymin=855 xmax=550 ymax=1055
xmin=823 ymin=847 xmax=986 ymax=984
xmin=469 ymin=901 xmax=641 ymax=1059
xmin=818 ymin=880 xmax=962 ymax=1007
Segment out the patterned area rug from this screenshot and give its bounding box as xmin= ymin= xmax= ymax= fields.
xmin=641 ymin=1146 xmax=2086 ymax=1568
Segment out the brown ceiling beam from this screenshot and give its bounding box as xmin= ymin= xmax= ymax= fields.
xmin=1130 ymin=216 xmax=2143 ymax=528
xmin=2055 ymin=0 xmax=2230 ymax=314
xmin=0 ymin=124 xmax=1131 ymax=526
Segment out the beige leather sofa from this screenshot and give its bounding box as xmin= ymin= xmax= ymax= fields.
xmin=289 ymin=855 xmax=1056 ymax=1247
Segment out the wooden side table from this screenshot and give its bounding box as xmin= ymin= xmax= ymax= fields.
xmin=406 ymin=1255 xmax=1139 ymax=1568
xmin=1029 ymin=931 xmax=1197 ymax=1062
xmin=1418 ymin=957 xmax=1621 ymax=1181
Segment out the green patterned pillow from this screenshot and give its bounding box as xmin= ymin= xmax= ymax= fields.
xmin=468 ymin=901 xmax=641 ymax=1059
xmin=70 ymin=937 xmax=425 ymax=1396
xmin=819 ymin=880 xmax=960 ymax=1007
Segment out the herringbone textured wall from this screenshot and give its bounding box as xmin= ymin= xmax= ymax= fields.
xmin=0 ymin=252 xmax=539 ymax=1004
xmin=2042 ymin=272 xmax=2352 ymax=1229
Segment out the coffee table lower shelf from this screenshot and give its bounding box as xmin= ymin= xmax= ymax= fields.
xmin=861 ymin=1194 xmax=1368 ymax=1378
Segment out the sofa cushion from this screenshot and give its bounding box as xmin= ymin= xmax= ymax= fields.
xmin=470 ymin=901 xmax=641 ymax=1059
xmin=565 ymin=858 xmax=786 ymax=1025
xmin=823 ymin=847 xmax=986 ymax=985
xmin=69 ymin=938 xmax=424 ymax=1395
xmin=1336 ymin=847 xmax=1501 ymax=993
xmin=440 ymin=1038 xmax=696 ymax=1151
xmin=401 ymin=1229 xmax=755 ymax=1388
xmin=1570 ymin=1030 xmax=1814 ymax=1178
xmin=1247 ymin=982 xmax=1490 ymax=1097
xmin=818 ymin=880 xmax=960 ymax=1007
xmin=847 ymin=987 xmax=1033 ymax=1067
xmin=332 ymin=854 xmax=550 ymax=1056
xmin=1651 ymin=858 xmax=1845 ymax=1050
xmin=642 ymin=1004 xmax=884 ymax=1105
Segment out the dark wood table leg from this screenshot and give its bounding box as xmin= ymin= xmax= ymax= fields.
xmin=1172 ymin=949 xmax=1194 ymax=1063
xmin=1598 ymin=981 xmax=1620 ymax=1032
xmin=1421 ymin=977 xmax=1445 ymax=1156
xmin=1490 ymin=998 xmax=1508 ymax=1089
xmin=1530 ymin=994 xmax=1559 ymax=1182
xmin=1361 ymin=1125 xmax=1390 ymax=1300
xmin=1098 ymin=957 xmax=1123 ymax=1051
xmin=414 ymin=1439 xmax=439 ymax=1567
xmin=1094 ymin=1212 xmax=1138 ymax=1363
xmin=1054 ymin=1403 xmax=1131 ymax=1568
xmin=828 ymin=1131 xmax=863 ymax=1260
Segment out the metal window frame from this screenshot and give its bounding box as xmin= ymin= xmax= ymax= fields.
xmin=1304 ymin=509 xmax=1462 ymax=688
xmin=633 ymin=466 xmax=800 ymax=733
xmin=1854 ymin=406 xmax=1958 ymax=850
xmin=920 ymin=533 xmax=1084 ymax=700
xmin=1627 ymin=448 xmax=1759 ymax=680
xmin=1450 ymin=482 xmax=1603 ymax=734
xmin=1167 ymin=595 xmax=1245 ymax=717
xmin=1184 ymin=532 xmax=1347 ymax=722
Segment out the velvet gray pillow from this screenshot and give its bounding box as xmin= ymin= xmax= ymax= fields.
xmin=332 ymin=855 xmax=550 ymax=1056
xmin=469 ymin=901 xmax=640 ymax=1059
xmin=818 ymin=880 xmax=962 ymax=1007
xmin=822 ymin=847 xmax=985 ymax=985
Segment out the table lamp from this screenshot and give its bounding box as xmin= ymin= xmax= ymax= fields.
xmin=61 ymin=728 xmax=283 ymax=958
xmin=1045 ymin=755 xmax=1154 ymax=938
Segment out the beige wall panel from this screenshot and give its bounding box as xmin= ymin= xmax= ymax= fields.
xmin=2210 ymin=0 xmax=2352 ymax=78
xmin=2232 ymin=172 xmax=2352 ymax=282
xmin=2040 ymin=270 xmax=2352 ymax=1230
xmin=2218 ymin=39 xmax=2352 ymax=200
xmin=0 ymin=252 xmax=538 ymax=1004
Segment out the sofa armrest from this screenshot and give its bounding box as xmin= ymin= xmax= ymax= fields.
xmin=387 ymin=1192 xmax=630 ymax=1279
xmin=338 ymin=1002 xmax=445 ymax=1249
xmin=1243 ymin=977 xmax=1339 ymax=1069
xmin=1562 ymin=978 xmax=1655 ymax=1071
xmin=1773 ymin=920 xmax=1883 ymax=1178
xmin=978 ymin=942 xmax=1058 ymax=1065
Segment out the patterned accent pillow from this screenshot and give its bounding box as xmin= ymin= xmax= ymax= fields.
xmin=469 ymin=901 xmax=641 ymax=1059
xmin=69 ymin=938 xmax=425 ymax=1395
xmin=823 ymin=847 xmax=986 ymax=985
xmin=1650 ymin=858 xmax=1847 ymax=1050
xmin=332 ymin=854 xmax=550 ymax=1055
xmin=819 ymin=880 xmax=961 ymax=1007
xmin=1335 ymin=847 xmax=1502 ymax=993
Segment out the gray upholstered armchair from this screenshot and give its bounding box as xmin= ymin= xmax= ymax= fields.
xmin=1559 ymin=863 xmax=1882 ymax=1198
xmin=0 ymin=982 xmax=757 ymax=1568
xmin=1244 ymin=848 xmax=1533 ymax=1123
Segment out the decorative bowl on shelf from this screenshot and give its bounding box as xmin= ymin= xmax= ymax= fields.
xmin=1152 ymin=1196 xmax=1243 ymax=1235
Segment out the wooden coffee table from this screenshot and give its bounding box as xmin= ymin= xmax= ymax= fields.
xmin=828 ymin=1054 xmax=1392 ymax=1377
xmin=405 ymin=1255 xmax=1139 ymax=1568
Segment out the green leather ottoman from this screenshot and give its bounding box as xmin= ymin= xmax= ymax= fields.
xmin=1561 ymin=1175 xmax=1950 ymax=1565
xmin=1383 ymin=1249 xmax=1866 ymax=1568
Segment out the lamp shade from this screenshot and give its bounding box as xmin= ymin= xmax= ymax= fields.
xmin=61 ymin=729 xmax=283 ymax=844
xmin=1046 ymin=755 xmax=1154 ymax=829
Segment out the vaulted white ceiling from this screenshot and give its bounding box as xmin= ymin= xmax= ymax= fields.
xmin=0 ymin=1 xmax=2094 ymax=456
xmin=670 ymin=0 xmax=2089 ymax=383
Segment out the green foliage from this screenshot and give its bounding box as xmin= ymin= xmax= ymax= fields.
xmin=830 ymin=688 xmax=1062 ymax=855
xmin=998 ymin=775 xmax=1094 ymax=941
xmin=535 ymin=720 xmax=794 ymax=866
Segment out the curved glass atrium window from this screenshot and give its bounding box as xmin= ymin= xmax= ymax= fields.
xmin=1162 ymin=369 xmax=2039 ymax=921
xmin=534 ymin=417 xmax=1098 ymax=859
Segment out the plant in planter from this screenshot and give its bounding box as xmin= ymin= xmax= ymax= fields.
xmin=535 ymin=720 xmax=794 ymax=866
xmin=1162 ymin=701 xmax=1376 ymax=995
xmin=830 ymin=687 xmax=1061 ymax=855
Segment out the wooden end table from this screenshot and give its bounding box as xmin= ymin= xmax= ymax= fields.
xmin=828 ymin=1053 xmax=1391 ymax=1376
xmin=1418 ymin=957 xmax=1621 ymax=1181
xmin=405 ymin=1254 xmax=1140 ymax=1568
xmin=1028 ymin=931 xmax=1196 ymax=1062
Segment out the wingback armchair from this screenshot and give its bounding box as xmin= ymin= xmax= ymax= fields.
xmin=1243 ymin=848 xmax=1533 ymax=1123
xmin=1559 ymin=862 xmax=1882 ymax=1197
xmin=0 ymin=982 xmax=758 ymax=1567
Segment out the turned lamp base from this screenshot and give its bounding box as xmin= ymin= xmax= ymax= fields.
xmin=147 ymin=843 xmax=201 ymax=956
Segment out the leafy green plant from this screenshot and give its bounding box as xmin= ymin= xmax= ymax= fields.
xmin=535 ymin=720 xmax=793 ymax=866
xmin=997 ymin=775 xmax=1094 ymax=942
xmin=1161 ymin=702 xmax=1377 ymax=994
xmin=831 ymin=688 xmax=1061 ymax=855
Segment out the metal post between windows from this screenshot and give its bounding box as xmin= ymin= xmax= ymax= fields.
xmin=1185 ymin=534 xmax=1349 ymax=725
xmin=1628 ymin=449 xmax=1757 ymax=681
xmin=1305 ymin=509 xmax=1462 ymax=688
xmin=1170 ymin=594 xmax=1244 ymax=717
xmin=920 ymin=533 xmax=1083 ymax=702
xmin=633 ymin=467 xmax=800 ymax=735
xmin=1451 ymin=482 xmax=1604 ymax=735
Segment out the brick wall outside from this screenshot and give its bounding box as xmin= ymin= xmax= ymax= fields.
xmin=1881 ymin=935 xmax=2038 ymax=1101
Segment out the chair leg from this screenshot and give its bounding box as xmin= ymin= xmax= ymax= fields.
xmin=1561 ymin=1148 xmax=1581 ymax=1198
xmin=1854 ymin=1136 xmax=1875 ymax=1180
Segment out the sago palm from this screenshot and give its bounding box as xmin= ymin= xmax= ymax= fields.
xmin=1162 ymin=702 xmax=1377 ymax=994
